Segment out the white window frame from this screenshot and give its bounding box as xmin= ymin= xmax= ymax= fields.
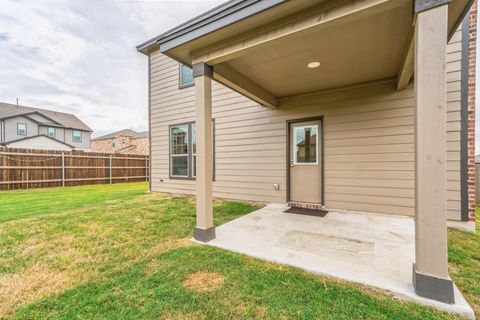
xmin=72 ymin=130 xmax=82 ymax=143
xmin=47 ymin=127 xmax=55 ymax=138
xmin=17 ymin=123 xmax=27 ymax=136
xmin=293 ymin=124 xmax=319 ymax=165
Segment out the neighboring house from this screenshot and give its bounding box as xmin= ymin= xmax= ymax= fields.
xmin=91 ymin=129 xmax=149 ymax=155
xmin=0 ymin=102 xmax=92 ymax=150
xmin=138 ymin=0 xmax=476 ymax=308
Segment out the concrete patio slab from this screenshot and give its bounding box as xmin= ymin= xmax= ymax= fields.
xmin=203 ymin=204 xmax=474 ymax=319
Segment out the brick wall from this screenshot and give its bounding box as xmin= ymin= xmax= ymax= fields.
xmin=130 ymin=137 xmax=149 ymax=155
xmin=468 ymin=1 xmax=477 ymax=222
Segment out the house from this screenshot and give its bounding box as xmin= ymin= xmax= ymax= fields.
xmin=137 ymin=0 xmax=476 ymax=314
xmin=0 ymin=102 xmax=92 ymax=151
xmin=91 ymin=129 xmax=149 ymax=155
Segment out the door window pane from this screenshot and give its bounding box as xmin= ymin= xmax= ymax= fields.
xmin=294 ymin=125 xmax=317 ymax=164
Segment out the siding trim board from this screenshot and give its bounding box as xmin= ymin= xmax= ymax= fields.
xmin=460 ymin=12 xmax=470 ymax=221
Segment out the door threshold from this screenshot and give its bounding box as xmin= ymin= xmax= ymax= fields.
xmin=288 ymin=201 xmax=324 ymax=210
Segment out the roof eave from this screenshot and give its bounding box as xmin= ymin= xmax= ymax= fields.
xmin=136 ymin=0 xmax=286 ymax=55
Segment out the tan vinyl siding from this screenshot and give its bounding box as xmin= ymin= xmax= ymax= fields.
xmin=149 ymin=25 xmax=464 ymax=219
xmin=446 ymin=25 xmax=463 ymax=220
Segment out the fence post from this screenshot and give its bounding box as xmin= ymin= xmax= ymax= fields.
xmin=109 ymin=155 xmax=112 ymax=184
xmin=61 ymin=152 xmax=65 ymax=187
xmin=145 ymin=156 xmax=148 ymax=182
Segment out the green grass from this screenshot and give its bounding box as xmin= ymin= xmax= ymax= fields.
xmin=448 ymin=207 xmax=480 ymax=316
xmin=0 ymin=183 xmax=476 ymax=319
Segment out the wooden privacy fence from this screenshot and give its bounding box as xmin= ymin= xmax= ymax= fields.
xmin=0 ymin=147 xmax=149 ymax=191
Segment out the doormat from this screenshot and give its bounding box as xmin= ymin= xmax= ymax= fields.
xmin=284 ymin=207 xmax=329 ymax=217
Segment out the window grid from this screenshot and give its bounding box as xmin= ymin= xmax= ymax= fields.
xmin=169 ymin=121 xmax=214 ymax=180
xmin=47 ymin=127 xmax=55 ymax=138
xmin=17 ymin=123 xmax=27 ymax=136
xmin=72 ymin=130 xmax=82 ymax=143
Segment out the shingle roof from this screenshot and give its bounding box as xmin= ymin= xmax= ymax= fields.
xmin=0 ymin=102 xmax=92 ymax=131
xmin=92 ymin=129 xmax=149 ymax=141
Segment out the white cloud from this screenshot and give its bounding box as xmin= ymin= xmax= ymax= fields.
xmin=0 ymin=0 xmax=222 ymax=137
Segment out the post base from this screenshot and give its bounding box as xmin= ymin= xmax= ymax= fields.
xmin=412 ymin=264 xmax=455 ymax=304
xmin=194 ymin=226 xmax=216 ymax=242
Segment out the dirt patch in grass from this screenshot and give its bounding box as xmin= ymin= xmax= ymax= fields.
xmin=182 ymin=271 xmax=224 ymax=292
xmin=0 ymin=264 xmax=74 ymax=317
xmin=162 ymin=311 xmax=206 ymax=320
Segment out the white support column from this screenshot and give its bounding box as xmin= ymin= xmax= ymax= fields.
xmin=193 ymin=62 xmax=215 ymax=242
xmin=413 ymin=1 xmax=454 ymax=304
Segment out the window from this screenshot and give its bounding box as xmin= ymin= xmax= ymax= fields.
xmin=17 ymin=123 xmax=27 ymax=136
xmin=294 ymin=125 xmax=318 ymax=164
xmin=72 ymin=130 xmax=82 ymax=143
xmin=170 ymin=124 xmax=189 ymax=177
xmin=122 ymin=137 xmax=126 ymax=144
xmin=179 ymin=64 xmax=194 ymax=88
xmin=170 ymin=122 xmax=214 ymax=179
xmin=47 ymin=127 xmax=55 ymax=138
xmin=192 ymin=123 xmax=196 ymax=177
xmin=112 ymin=138 xmax=115 ymax=147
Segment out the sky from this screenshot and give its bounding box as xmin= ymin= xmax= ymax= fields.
xmin=0 ymin=0 xmax=222 ymax=138
xmin=0 ymin=1 xmax=479 ymax=149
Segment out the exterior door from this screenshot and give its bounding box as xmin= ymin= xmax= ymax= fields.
xmin=289 ymin=120 xmax=322 ymax=203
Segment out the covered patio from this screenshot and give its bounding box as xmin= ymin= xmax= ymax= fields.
xmin=141 ymin=0 xmax=475 ymax=317
xmin=206 ymin=204 xmax=474 ymax=317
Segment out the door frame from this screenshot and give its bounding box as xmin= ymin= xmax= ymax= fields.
xmin=286 ymin=116 xmax=324 ymax=203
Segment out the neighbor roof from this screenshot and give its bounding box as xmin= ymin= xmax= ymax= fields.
xmin=92 ymin=129 xmax=149 ymax=141
xmin=136 ymin=0 xmax=285 ymax=54
xmin=0 ymin=102 xmax=92 ymax=131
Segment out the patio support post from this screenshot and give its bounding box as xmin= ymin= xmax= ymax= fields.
xmin=193 ymin=62 xmax=215 ymax=242
xmin=413 ymin=1 xmax=454 ymax=304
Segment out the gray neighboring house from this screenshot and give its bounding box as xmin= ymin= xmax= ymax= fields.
xmin=0 ymin=102 xmax=92 ymax=151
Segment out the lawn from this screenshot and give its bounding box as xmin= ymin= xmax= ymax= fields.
xmin=0 ymin=182 xmax=477 ymax=319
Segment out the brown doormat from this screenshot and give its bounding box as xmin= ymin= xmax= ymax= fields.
xmin=284 ymin=207 xmax=329 ymax=217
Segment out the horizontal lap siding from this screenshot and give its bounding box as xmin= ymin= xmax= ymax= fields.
xmin=149 ymin=25 xmax=463 ymax=218
xmin=446 ymin=27 xmax=463 ymax=220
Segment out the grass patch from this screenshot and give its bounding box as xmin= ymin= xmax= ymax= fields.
xmin=448 ymin=207 xmax=480 ymax=316
xmin=0 ymin=183 xmax=477 ymax=319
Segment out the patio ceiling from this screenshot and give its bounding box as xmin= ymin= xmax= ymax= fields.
xmin=150 ymin=0 xmax=471 ymax=106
